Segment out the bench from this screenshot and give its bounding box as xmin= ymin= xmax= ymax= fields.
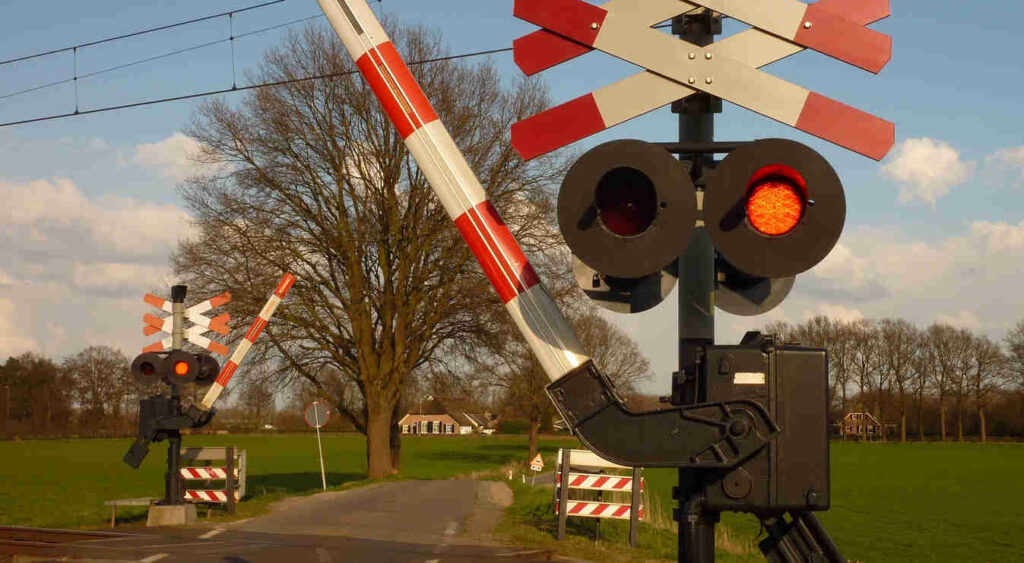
xmin=104 ymin=497 xmax=158 ymax=527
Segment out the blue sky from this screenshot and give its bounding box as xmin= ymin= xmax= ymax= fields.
xmin=1 ymin=0 xmax=1022 ymax=394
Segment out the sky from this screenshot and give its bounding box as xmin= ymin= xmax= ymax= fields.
xmin=1 ymin=0 xmax=1022 ymax=396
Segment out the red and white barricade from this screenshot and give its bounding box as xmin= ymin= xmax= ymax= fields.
xmin=554 ymin=449 xmax=644 ymax=546
xmin=179 ymin=446 xmax=247 ymax=513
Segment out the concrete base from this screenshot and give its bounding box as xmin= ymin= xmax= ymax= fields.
xmin=147 ymin=503 xmax=197 ymax=527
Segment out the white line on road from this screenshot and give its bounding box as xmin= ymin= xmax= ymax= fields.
xmin=198 ymin=528 xmax=225 ymax=539
xmin=139 ymin=554 xmax=168 ymax=563
xmin=316 ymin=547 xmax=332 ymax=562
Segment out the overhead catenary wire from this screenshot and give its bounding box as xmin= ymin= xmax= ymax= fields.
xmin=0 ymin=0 xmax=287 ymax=67
xmin=0 ymin=46 xmax=514 ymax=129
xmin=0 ymin=14 xmax=325 ymax=101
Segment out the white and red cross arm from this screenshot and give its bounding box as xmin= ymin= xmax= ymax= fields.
xmin=512 ymin=0 xmax=894 ymax=161
xmin=314 ymin=0 xmax=590 ymax=382
xmin=201 ymin=273 xmax=296 ymax=410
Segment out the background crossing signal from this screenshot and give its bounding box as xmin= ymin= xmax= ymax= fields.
xmin=131 ymin=350 xmax=219 ymax=387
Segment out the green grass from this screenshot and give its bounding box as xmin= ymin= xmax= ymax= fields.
xmin=3 ymin=436 xmax=1022 ymax=562
xmin=0 ymin=433 xmax=575 ymax=529
xmin=643 ymin=442 xmax=1024 ymax=562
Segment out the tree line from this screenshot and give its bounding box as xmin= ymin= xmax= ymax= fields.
xmin=0 ymin=346 xmax=144 ymax=439
xmin=762 ymin=317 xmax=1024 ymax=441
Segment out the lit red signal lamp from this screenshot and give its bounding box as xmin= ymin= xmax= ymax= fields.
xmin=744 ymin=163 xmax=807 ymax=237
xmin=705 ymin=138 xmax=845 ymax=279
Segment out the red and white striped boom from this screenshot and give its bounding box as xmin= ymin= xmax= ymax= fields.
xmin=201 ymin=273 xmax=296 ymax=410
xmin=315 ymin=0 xmax=590 ymax=383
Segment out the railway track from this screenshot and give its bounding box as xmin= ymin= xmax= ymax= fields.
xmin=0 ymin=525 xmax=133 ymax=559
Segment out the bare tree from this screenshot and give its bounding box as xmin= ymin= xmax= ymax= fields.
xmin=877 ymin=319 xmax=918 ymax=442
xmin=847 ymin=319 xmax=878 ymax=442
xmin=61 ymin=346 xmax=132 ymax=435
xmin=970 ymin=335 xmax=1005 ymax=442
xmin=173 ymin=22 xmax=567 ymax=477
xmin=924 ymin=324 xmax=969 ymax=441
xmin=1005 ymin=320 xmax=1024 ymax=391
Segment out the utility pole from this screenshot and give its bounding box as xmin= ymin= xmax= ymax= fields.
xmin=672 ymin=9 xmax=721 ymax=563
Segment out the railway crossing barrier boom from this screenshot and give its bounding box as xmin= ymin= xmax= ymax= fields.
xmin=555 ymin=449 xmax=643 ymax=547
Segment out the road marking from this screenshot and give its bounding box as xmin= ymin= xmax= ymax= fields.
xmin=228 ymin=517 xmax=253 ymax=526
xmin=139 ymin=554 xmax=168 ymax=563
xmin=425 ymin=560 xmax=440 ymax=563
xmin=316 ymin=547 xmax=332 ymax=562
xmin=198 ymin=528 xmax=225 ymax=539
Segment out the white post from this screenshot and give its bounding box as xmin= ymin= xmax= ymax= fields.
xmin=313 ymin=404 xmax=327 ymax=491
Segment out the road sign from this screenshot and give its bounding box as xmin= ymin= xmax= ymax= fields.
xmin=530 ymin=453 xmax=544 ymax=472
xmin=304 ymin=401 xmax=332 ymax=429
xmin=511 ymin=0 xmax=894 ymax=160
xmin=304 ymin=399 xmax=331 ymax=491
xmin=142 ymin=291 xmax=231 ymax=356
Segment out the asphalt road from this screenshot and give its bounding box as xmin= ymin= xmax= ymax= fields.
xmin=3 ymin=480 xmax=561 ymax=562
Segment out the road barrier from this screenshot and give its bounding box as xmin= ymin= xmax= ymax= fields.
xmin=179 ymin=446 xmax=246 ymax=514
xmin=554 ymin=448 xmax=643 ymax=547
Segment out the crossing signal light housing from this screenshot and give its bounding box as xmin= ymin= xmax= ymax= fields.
xmin=131 ymin=350 xmax=202 ymax=386
xmin=560 ymin=139 xmax=694 ymax=312
xmin=705 ymin=138 xmax=845 ymax=280
xmin=195 ymin=353 xmax=220 ymax=386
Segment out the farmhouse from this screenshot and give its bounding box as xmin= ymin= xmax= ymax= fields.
xmin=399 ymin=396 xmax=496 ymax=435
xmin=839 ymin=412 xmax=885 ymax=439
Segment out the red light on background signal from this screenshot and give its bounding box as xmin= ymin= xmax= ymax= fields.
xmin=173 ymin=361 xmax=190 ymax=376
xmin=746 ymin=180 xmax=804 ymax=236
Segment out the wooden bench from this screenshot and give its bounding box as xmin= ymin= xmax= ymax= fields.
xmin=104 ymin=497 xmax=158 ymax=527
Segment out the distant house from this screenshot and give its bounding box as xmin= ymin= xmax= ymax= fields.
xmin=839 ymin=412 xmax=884 ymax=439
xmin=399 ymin=396 xmax=496 ymax=435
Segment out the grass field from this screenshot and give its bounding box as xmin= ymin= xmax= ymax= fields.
xmin=0 ymin=433 xmax=574 ymax=529
xmin=643 ymin=442 xmax=1024 ymax=562
xmin=1 ymin=436 xmax=1021 ymax=562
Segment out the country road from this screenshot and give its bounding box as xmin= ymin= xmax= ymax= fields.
xmin=1 ymin=480 xmax=564 ymax=562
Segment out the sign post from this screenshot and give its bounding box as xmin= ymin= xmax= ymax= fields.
xmin=304 ymin=400 xmax=331 ymax=491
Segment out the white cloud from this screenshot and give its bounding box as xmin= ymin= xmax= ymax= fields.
xmin=881 ymin=137 xmax=974 ymax=206
xmin=970 ymin=219 xmax=1024 ymax=251
xmin=986 ymin=145 xmax=1024 ymax=178
xmin=803 ymin=304 xmax=864 ymax=323
xmin=0 ymin=176 xmax=192 ymax=360
xmin=0 ymin=177 xmax=192 ymax=262
xmin=934 ymin=311 xmax=982 ymax=330
xmin=0 ymin=298 xmax=39 ymax=358
xmin=134 ymin=132 xmax=204 ymax=182
xmin=72 ymin=262 xmax=174 ymax=294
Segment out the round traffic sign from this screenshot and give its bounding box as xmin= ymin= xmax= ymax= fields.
xmin=304 ymin=400 xmax=331 ymax=429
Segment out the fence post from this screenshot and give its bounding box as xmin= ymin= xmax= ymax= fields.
xmin=629 ymin=466 xmax=641 ymax=548
xmin=557 ymin=449 xmax=571 ymax=541
xmin=225 ymin=446 xmax=236 ymax=515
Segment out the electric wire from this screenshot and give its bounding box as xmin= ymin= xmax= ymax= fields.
xmin=0 ymin=14 xmax=324 ymax=101
xmin=0 ymin=46 xmax=514 ymax=128
xmin=0 ymin=0 xmax=286 ymax=67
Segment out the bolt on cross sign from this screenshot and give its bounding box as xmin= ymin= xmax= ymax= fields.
xmin=511 ymin=0 xmax=894 ymax=161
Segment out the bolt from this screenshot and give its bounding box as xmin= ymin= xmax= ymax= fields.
xmin=705 ymin=77 xmax=713 ymax=84
xmin=803 ymin=21 xmax=812 ymax=29
xmin=688 ymin=52 xmax=696 ymax=60
xmin=705 ymin=52 xmax=713 ymax=60
xmin=591 ymin=22 xmax=599 ymax=30
xmin=687 ymin=76 xmax=696 ymax=84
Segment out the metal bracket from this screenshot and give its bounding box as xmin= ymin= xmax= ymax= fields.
xmin=546 ymin=361 xmax=778 ymax=468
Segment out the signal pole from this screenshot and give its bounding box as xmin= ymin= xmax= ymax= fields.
xmin=164 ymin=284 xmax=187 ymax=506
xmin=673 ymin=9 xmax=720 ymax=563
